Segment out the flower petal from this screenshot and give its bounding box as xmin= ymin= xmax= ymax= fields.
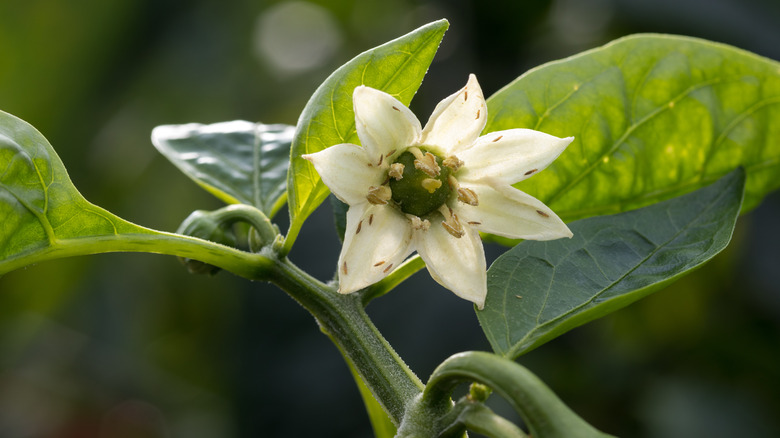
xmin=353 ymin=86 xmax=421 ymax=161
xmin=455 ymin=179 xmax=573 ymax=241
xmin=458 ymin=129 xmax=573 ymax=186
xmin=420 ymin=74 xmax=487 ymax=155
xmin=303 ymin=143 xmax=384 ymax=205
xmin=415 ymin=223 xmax=487 ymax=309
xmin=337 ymin=204 xmax=414 ymax=294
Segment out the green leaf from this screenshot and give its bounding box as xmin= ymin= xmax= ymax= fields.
xmin=330 ymin=194 xmax=348 ymax=243
xmin=477 ymin=169 xmax=745 ymax=359
xmin=486 ymin=34 xmax=780 ymax=225
xmin=152 ymin=121 xmax=295 ymax=218
xmin=284 ymin=19 xmax=449 ymax=253
xmin=0 ymin=110 xmax=272 ymax=278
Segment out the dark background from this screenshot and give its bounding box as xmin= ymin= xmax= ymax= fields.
xmin=1 ymin=0 xmax=779 ymax=436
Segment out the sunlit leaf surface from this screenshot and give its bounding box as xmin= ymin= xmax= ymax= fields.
xmin=285 ymin=19 xmax=449 ymax=251
xmin=477 ymin=169 xmax=745 ymax=359
xmin=0 ymin=110 xmax=269 ymax=277
xmin=487 ymin=34 xmax=780 ymax=225
xmin=152 ymin=121 xmax=294 ymax=218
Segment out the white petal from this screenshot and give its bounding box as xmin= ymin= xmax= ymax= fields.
xmin=415 ymin=223 xmax=487 ymax=309
xmin=455 ymin=179 xmax=573 ymax=241
xmin=420 ymin=74 xmax=487 ymax=155
xmin=458 ymin=129 xmax=573 ymax=186
xmin=338 ymin=204 xmax=414 ymax=294
xmin=303 ymin=143 xmax=384 ymax=205
xmin=353 ymin=86 xmax=421 ymax=160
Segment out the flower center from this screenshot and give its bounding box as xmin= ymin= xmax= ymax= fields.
xmin=389 ymin=148 xmax=452 ymax=217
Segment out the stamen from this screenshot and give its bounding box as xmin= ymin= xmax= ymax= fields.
xmin=388 ymin=163 xmax=405 ymax=180
xmin=475 ymin=109 xmax=481 ymax=120
xmin=386 ymin=149 xmax=397 ymax=157
xmin=442 ymin=155 xmax=464 ymax=171
xmin=457 ymin=187 xmax=479 ymax=206
xmin=413 ymin=151 xmax=441 ymax=177
xmin=464 ymin=90 xmax=469 ymax=101
xmin=366 ymin=185 xmax=392 ymax=205
xmin=536 ymin=210 xmax=550 ymax=218
xmin=439 ymin=205 xmax=465 ymax=238
xmin=369 ymin=214 xmax=374 ymax=225
xmin=356 ymin=220 xmax=363 ymax=234
xmin=467 ymin=221 xmax=481 ymax=225
xmin=421 ymin=178 xmax=442 ymax=193
xmin=492 ymin=135 xmax=503 ymax=143
xmin=342 ymin=261 xmax=348 ymax=275
xmin=524 ymin=169 xmax=538 ymax=176
xmin=383 ymin=263 xmax=394 ymax=273
xmin=377 ymin=154 xmax=384 ymax=166
xmin=448 ymin=175 xmax=460 ymax=189
xmin=410 ymin=215 xmax=431 ymax=231
xmin=392 ymin=106 xmax=400 ymax=112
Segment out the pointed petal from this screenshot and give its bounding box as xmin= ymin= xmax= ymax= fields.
xmin=303 ymin=143 xmax=383 ymax=205
xmin=458 ymin=129 xmax=573 ymax=186
xmin=416 ymin=223 xmax=487 ymax=309
xmin=455 ymin=179 xmax=573 ymax=241
xmin=420 ymin=74 xmax=487 ymax=154
xmin=337 ymin=204 xmax=414 ymax=294
xmin=353 ymin=86 xmax=421 ymax=161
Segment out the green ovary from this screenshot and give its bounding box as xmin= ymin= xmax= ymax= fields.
xmin=389 ymin=150 xmax=452 ymax=217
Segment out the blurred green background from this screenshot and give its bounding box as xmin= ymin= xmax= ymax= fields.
xmin=1 ymin=0 xmax=779 ymax=436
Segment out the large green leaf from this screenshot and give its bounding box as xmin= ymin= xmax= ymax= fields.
xmin=477 ymin=169 xmax=745 ymax=359
xmin=151 ymin=121 xmax=295 ymax=218
xmin=487 ymin=34 xmax=780 ymax=225
xmin=0 ymin=110 xmax=271 ymax=278
xmin=284 ymin=19 xmax=449 ymax=253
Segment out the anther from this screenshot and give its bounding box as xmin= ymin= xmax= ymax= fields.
xmin=356 ymin=220 xmax=363 ymax=234
xmin=457 ymin=187 xmax=479 ymax=206
xmin=388 ymin=163 xmax=404 ymax=180
xmin=467 ymin=221 xmax=481 ymax=225
xmin=439 ymin=205 xmax=465 ymax=238
xmin=410 ymin=215 xmax=431 ymax=231
xmin=383 ymin=263 xmax=394 ymax=273
xmin=524 ymin=169 xmax=538 ymax=176
xmin=342 ymin=261 xmax=348 ymax=275
xmin=377 ymin=154 xmax=384 ymax=166
xmin=369 ymin=214 xmax=374 ymax=225
xmin=492 ymin=135 xmax=503 ymax=142
xmin=421 ymin=178 xmax=442 ymax=193
xmin=442 ymin=155 xmax=464 ymax=171
xmin=475 ymin=109 xmax=480 ymax=120
xmin=373 ymin=261 xmax=385 ymax=267
xmin=366 ymin=186 xmax=392 ymax=205
xmin=536 ymin=210 xmax=550 ymax=218
xmin=392 ymin=106 xmax=400 ymax=112
xmin=413 ymin=152 xmax=441 ymax=177
xmin=386 ymin=149 xmax=397 ymax=157
xmin=464 ymin=91 xmax=469 ymax=101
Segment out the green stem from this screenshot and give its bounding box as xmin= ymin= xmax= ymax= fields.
xmin=422 ymin=351 xmax=614 ymax=438
xmin=269 ymin=257 xmax=423 ymax=424
xmin=438 ymin=401 xmax=528 ymax=438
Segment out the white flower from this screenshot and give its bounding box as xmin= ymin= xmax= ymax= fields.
xmin=303 ymin=75 xmax=573 ymax=309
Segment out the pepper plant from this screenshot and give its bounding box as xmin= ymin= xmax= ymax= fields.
xmin=2 ymin=19 xmax=779 ymax=437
